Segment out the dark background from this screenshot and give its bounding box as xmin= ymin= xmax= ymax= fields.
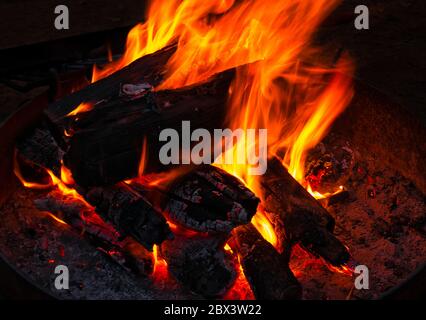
xmin=0 ymin=0 xmax=425 ymax=123
xmin=328 ymin=0 xmax=426 ymax=123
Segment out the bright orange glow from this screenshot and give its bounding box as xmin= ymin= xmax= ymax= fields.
xmin=66 ymin=102 xmax=94 ymax=117
xmin=167 ymin=221 xmax=199 ymax=237
xmin=130 ymin=169 xmax=185 ymax=189
xmin=14 ymin=153 xmax=54 ymax=189
xmin=47 ymin=212 xmax=68 ymax=225
xmin=284 ymin=70 xmax=354 ymax=184
xmin=307 ymin=184 xmax=344 ymax=200
xmin=326 ymin=263 xmax=354 ymax=276
xmin=16 ymin=156 xmax=91 ymax=208
xmin=91 ymin=0 xmax=354 ymax=248
xmin=63 ymin=129 xmax=73 ymax=137
xmin=138 ymin=136 xmax=148 ymax=177
xmin=251 ymin=209 xmax=277 ymax=248
xmin=60 ymin=162 xmax=75 ymax=185
xmin=223 ymin=257 xmax=255 ymax=300
xmin=152 ymin=244 xmax=168 ymax=278
xmin=42 ymin=169 xmax=91 ymax=207
xmin=224 ymin=243 xmax=233 ymax=254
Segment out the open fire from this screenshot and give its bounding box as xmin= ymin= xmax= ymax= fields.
xmin=13 ymin=0 xmax=358 ymax=299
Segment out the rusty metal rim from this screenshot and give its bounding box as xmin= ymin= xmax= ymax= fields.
xmin=0 ymin=87 xmax=57 ymax=299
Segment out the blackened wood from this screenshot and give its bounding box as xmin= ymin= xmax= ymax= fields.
xmin=233 ymin=224 xmax=302 ymax=300
xmin=63 ymin=69 xmax=234 ymax=186
xmin=97 ymin=238 xmax=155 ymax=276
xmin=16 ymin=125 xmax=64 ymax=177
xmin=260 ymin=157 xmax=350 ymax=267
xmin=161 ymin=233 xmax=236 ymax=298
xmin=34 ymin=190 xmax=154 ymax=276
xmin=84 ymin=182 xmax=173 ymax=251
xmin=34 ymin=190 xmax=121 ymax=244
xmin=161 ymin=165 xmax=259 ymax=233
xmin=46 ymin=44 xmax=177 ymax=126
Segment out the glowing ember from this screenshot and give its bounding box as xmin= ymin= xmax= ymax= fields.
xmin=327 ymin=263 xmax=354 ymax=277
xmin=47 ymin=212 xmax=67 ymax=225
xmin=223 ymin=261 xmax=255 ymax=300
xmin=224 ymin=243 xmax=233 ymax=254
xmin=153 ymin=244 xmax=168 ymax=279
xmin=138 ymin=136 xmax=148 ymax=177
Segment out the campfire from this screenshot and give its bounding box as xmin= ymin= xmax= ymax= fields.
xmin=3 ymin=0 xmax=425 ymax=300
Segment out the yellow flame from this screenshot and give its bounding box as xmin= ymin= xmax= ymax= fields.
xmin=251 ymin=210 xmax=277 ymax=247
xmin=60 ymin=162 xmax=75 ymax=185
xmin=87 ymin=0 xmax=354 ymax=245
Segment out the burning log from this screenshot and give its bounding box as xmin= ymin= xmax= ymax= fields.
xmin=161 ymin=233 xmax=236 ymax=298
xmin=46 ymin=44 xmax=177 ymax=126
xmin=232 ymin=223 xmax=302 ymax=300
xmin=84 ymin=182 xmax=173 ymax=251
xmin=61 ymin=69 xmax=234 ymax=187
xmin=34 ymin=190 xmax=154 ymax=275
xmin=154 ymin=165 xmax=259 ymax=233
xmin=34 ymin=190 xmax=120 ymax=244
xmin=41 ymin=41 xmax=233 ymax=187
xmin=260 ymin=157 xmax=350 ymax=267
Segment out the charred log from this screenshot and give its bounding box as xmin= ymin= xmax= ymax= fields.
xmin=45 ymin=44 xmax=177 ymax=126
xmin=164 ymin=166 xmax=258 ymax=233
xmin=129 ymin=165 xmax=259 ymax=233
xmin=232 ymin=223 xmax=302 ymax=300
xmin=16 ymin=125 xmax=64 ymax=177
xmin=84 ymin=182 xmax=173 ymax=251
xmin=161 ymin=233 xmax=236 ymax=298
xmin=61 ymin=69 xmax=234 ymax=186
xmin=34 ymin=190 xmax=120 ymax=244
xmin=260 ymin=157 xmax=350 ymax=267
xmin=42 ymin=44 xmax=234 ymax=187
xmin=34 ymin=190 xmax=154 ymax=275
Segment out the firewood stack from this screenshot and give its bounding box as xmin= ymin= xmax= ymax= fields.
xmin=15 ymin=47 xmax=351 ymax=299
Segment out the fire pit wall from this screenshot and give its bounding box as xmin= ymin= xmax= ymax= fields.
xmin=332 ymin=82 xmax=426 ymax=195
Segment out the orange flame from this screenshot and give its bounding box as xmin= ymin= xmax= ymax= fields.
xmin=60 ymin=162 xmax=75 ymax=185
xmin=284 ymin=70 xmax=354 ymax=184
xmin=66 ymin=102 xmax=94 ymax=117
xmin=138 ymin=136 xmax=148 ymax=177
xmin=251 ymin=209 xmax=277 ymax=248
xmin=15 ymin=156 xmax=90 ymax=208
xmin=47 ymin=212 xmax=68 ymax=225
xmin=152 ymin=244 xmax=168 ymax=278
xmin=307 ymin=184 xmax=344 ymax=200
xmin=13 ymin=152 xmax=55 ymax=189
xmin=93 ymin=0 xmax=354 ymax=246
